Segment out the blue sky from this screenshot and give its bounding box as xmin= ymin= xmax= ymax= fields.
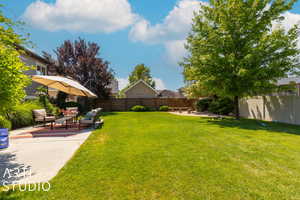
xmin=3 ymin=0 xmax=300 ymax=90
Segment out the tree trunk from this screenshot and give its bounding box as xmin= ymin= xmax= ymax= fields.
xmin=234 ymin=96 xmax=240 ymax=120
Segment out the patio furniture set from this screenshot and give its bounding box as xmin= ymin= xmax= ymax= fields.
xmin=32 ymin=107 xmax=103 ymax=130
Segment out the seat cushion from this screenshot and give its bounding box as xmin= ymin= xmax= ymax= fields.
xmin=44 ymin=116 xmax=56 ymax=121
xmin=66 ymin=107 xmax=78 ymax=111
xmin=80 ymin=119 xmax=93 ymax=124
xmin=84 ymin=112 xmax=92 ymax=120
xmin=33 ymin=109 xmax=46 ymax=120
xmin=66 ymin=107 xmax=79 ymax=115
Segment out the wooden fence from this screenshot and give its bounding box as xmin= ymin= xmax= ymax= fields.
xmin=93 ymin=98 xmax=197 ymax=112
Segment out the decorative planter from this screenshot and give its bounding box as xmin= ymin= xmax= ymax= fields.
xmin=0 ymin=128 xmax=9 ymax=149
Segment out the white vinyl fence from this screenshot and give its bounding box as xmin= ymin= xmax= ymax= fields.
xmin=239 ymin=96 xmax=300 ymax=125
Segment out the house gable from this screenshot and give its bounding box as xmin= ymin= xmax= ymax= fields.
xmin=124 ymin=80 xmax=158 ymax=98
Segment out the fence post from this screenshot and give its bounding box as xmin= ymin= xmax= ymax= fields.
xmin=139 ymin=98 xmax=143 ymax=106
xmin=292 ymin=96 xmax=296 ymax=124
xmin=110 ymin=100 xmax=113 ymax=112
xmin=125 ymin=98 xmax=128 ymax=111
xmin=263 ymin=96 xmax=265 ymax=120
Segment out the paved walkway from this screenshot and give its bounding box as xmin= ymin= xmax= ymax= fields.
xmin=0 ymin=128 xmax=92 ymax=185
xmin=169 ymin=111 xmax=226 ymax=118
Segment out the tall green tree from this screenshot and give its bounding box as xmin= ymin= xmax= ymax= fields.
xmin=181 ymin=0 xmax=300 ymax=119
xmin=0 ymin=6 xmax=30 ymax=114
xmin=129 ymin=64 xmax=156 ymax=88
xmin=0 ymin=5 xmax=27 ymax=48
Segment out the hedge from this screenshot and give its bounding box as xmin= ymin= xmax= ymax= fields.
xmin=130 ymin=105 xmax=149 ymax=112
xmin=159 ymin=106 xmax=169 ymax=111
xmin=0 ymin=115 xmax=12 ymax=130
xmin=8 ymin=100 xmax=43 ymax=129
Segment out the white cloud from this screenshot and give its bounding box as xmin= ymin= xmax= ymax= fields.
xmin=153 ymin=78 xmax=167 ymax=90
xmin=129 ymin=0 xmax=203 ymax=44
xmin=23 ymin=0 xmax=137 ymax=33
xmin=117 ymin=77 xmax=166 ymax=90
xmin=129 ymin=0 xmax=204 ymax=64
xmin=164 ymin=40 xmax=187 ymax=64
xmin=117 ymin=77 xmax=129 ymax=90
xmin=272 ymin=11 xmax=300 ymax=48
xmin=281 ymin=12 xmax=300 ymax=48
xmin=281 ymin=12 xmax=300 ymax=31
xmin=130 ymin=0 xmax=300 ymax=65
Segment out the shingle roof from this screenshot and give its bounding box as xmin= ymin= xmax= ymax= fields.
xmin=158 ymin=89 xmax=185 ymax=98
xmin=277 ymin=77 xmax=300 ymax=85
xmin=123 ymin=80 xmax=159 ymax=94
xmin=15 ymin=45 xmax=50 ymax=65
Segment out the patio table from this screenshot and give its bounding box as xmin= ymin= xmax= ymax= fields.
xmin=55 ymin=115 xmax=76 ymax=129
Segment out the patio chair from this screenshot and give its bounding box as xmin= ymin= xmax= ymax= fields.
xmin=63 ymin=107 xmax=79 ymax=123
xmin=65 ymin=107 xmax=79 ymax=116
xmin=32 ymin=109 xmax=56 ymax=129
xmin=79 ymin=108 xmax=103 ymax=129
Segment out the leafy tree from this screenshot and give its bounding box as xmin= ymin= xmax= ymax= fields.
xmin=0 ymin=6 xmax=30 ymax=114
xmin=181 ymin=0 xmax=300 ymax=119
xmin=0 ymin=5 xmax=27 ymax=48
xmin=45 ymin=38 xmax=115 ymax=99
xmin=0 ymin=44 xmax=30 ymax=114
xmin=129 ymin=64 xmax=156 ymax=88
xmin=183 ymin=81 xmax=213 ymax=98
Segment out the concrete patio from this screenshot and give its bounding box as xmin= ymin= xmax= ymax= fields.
xmin=0 ymin=128 xmax=92 ymax=185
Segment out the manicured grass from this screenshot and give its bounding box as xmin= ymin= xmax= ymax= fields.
xmin=2 ymin=112 xmax=300 ymax=199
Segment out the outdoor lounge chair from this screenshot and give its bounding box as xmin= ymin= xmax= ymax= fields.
xmin=32 ymin=109 xmax=56 ymax=129
xmin=79 ymin=108 xmax=103 ymax=129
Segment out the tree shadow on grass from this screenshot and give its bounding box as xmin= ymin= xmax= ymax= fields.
xmin=101 ymin=112 xmax=119 ymax=117
xmin=0 ymin=189 xmax=21 ymax=200
xmin=0 ymin=152 xmax=32 ymax=200
xmin=198 ymin=117 xmax=300 ymax=136
xmin=0 ymin=152 xmax=33 ymax=186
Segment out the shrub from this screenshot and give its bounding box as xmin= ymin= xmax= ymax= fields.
xmin=159 ymin=106 xmax=169 ymax=111
xmin=46 ymin=102 xmax=60 ymax=116
xmin=55 ymin=91 xmax=68 ymax=108
xmin=8 ymin=101 xmax=43 ymax=129
xmin=62 ymin=101 xmax=82 ymax=113
xmin=196 ymin=98 xmax=213 ymax=112
xmin=0 ymin=44 xmax=30 ymax=114
xmin=130 ymin=105 xmax=149 ymax=112
xmin=38 ymin=94 xmax=60 ymax=116
xmin=208 ymin=97 xmax=234 ymax=115
xmin=0 ymin=116 xmax=12 ymax=130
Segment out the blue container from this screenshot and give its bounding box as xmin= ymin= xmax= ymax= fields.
xmin=0 ymin=128 xmax=9 ymax=149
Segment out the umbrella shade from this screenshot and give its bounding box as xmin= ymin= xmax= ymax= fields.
xmin=32 ymin=75 xmax=97 ymax=98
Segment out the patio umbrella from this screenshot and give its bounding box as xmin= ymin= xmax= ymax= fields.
xmin=32 ymin=75 xmax=97 ymax=98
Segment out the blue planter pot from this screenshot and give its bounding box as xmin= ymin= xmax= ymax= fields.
xmin=0 ymin=128 xmax=9 ymax=149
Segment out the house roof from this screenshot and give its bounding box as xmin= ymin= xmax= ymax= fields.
xmin=124 ymin=80 xmax=159 ymax=94
xmin=158 ymin=89 xmax=185 ymax=98
xmin=277 ymin=77 xmax=300 ymax=85
xmin=15 ymin=45 xmax=50 ymax=65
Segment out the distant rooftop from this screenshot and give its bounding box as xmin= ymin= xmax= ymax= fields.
xmin=157 ymin=89 xmax=185 ymax=98
xmin=277 ymin=77 xmax=300 ymax=85
xmin=16 ymin=44 xmax=50 ymax=65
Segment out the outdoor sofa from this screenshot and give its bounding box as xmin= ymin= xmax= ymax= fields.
xmin=79 ymin=108 xmax=103 ymax=129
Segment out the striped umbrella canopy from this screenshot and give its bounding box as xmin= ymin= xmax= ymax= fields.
xmin=32 ymin=75 xmax=97 ymax=98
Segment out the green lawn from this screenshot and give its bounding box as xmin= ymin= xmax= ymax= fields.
xmin=2 ymin=112 xmax=300 ymax=199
